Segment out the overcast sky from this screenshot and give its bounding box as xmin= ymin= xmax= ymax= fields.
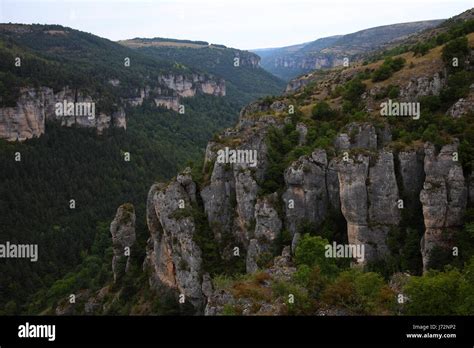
xmin=0 ymin=0 xmax=472 ymax=49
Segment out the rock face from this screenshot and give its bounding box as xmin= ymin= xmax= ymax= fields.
xmin=398 ymin=148 xmax=425 ymax=211
xmin=205 ymin=246 xmax=295 ymax=316
xmin=110 ymin=203 xmax=136 ymax=282
xmin=282 ymin=150 xmax=329 ymax=238
xmin=158 ymin=74 xmax=226 ymax=98
xmin=337 ymin=150 xmax=401 ymax=264
xmin=239 ymin=99 xmax=288 ymax=118
xmin=0 ymin=87 xmax=127 ymax=141
xmin=0 ymin=88 xmax=47 ymax=141
xmin=144 ymin=168 xmax=205 ymax=311
xmin=420 ymin=142 xmax=467 ymax=270
xmin=334 ymin=123 xmax=378 ymax=152
xmin=399 ymin=72 xmax=445 ymax=99
xmin=296 ymin=123 xmax=308 ymax=145
xmin=447 ymin=90 xmax=474 ymax=118
xmin=201 ymin=161 xmax=236 ymax=250
xmin=201 ymin=114 xmax=277 ymax=255
xmin=246 ymin=193 xmax=282 ymax=273
xmin=0 ymin=72 xmax=225 ymax=141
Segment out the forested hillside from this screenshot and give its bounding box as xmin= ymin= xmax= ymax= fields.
xmin=120 ymin=37 xmax=286 ymax=105
xmin=22 ymin=10 xmax=474 ymax=317
xmin=0 ymin=25 xmax=284 ymax=313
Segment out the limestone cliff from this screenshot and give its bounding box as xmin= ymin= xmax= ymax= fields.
xmin=0 ymin=87 xmax=126 ymax=141
xmin=144 ymin=168 xmax=205 ymax=311
xmin=420 ymin=142 xmax=467 ymax=270
xmin=0 ymin=73 xmax=225 ymax=141
xmin=110 ymin=203 xmax=136 ymax=282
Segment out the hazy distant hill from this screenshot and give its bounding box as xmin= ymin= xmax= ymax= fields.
xmin=253 ymin=20 xmax=444 ymax=81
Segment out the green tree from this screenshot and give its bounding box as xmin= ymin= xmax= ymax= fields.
xmin=311 ymin=101 xmax=336 ymax=120
xmin=442 ymin=36 xmax=469 ymax=72
xmin=295 ymin=235 xmax=339 ymax=276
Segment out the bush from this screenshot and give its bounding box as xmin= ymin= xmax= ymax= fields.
xmin=271 ymin=280 xmax=314 ymax=315
xmin=387 ymin=57 xmax=406 ymax=72
xmin=342 ymin=78 xmax=366 ymax=104
xmin=412 ymin=42 xmax=431 ymax=56
xmin=312 ymin=101 xmax=336 ymax=120
xmin=321 ymin=269 xmax=396 ymax=314
xmin=372 ymin=65 xmax=393 ymax=82
xmin=387 ymin=85 xmax=400 ymax=99
xmin=440 ymin=71 xmax=474 ymax=108
xmin=403 ymin=261 xmax=474 ymax=315
xmin=371 ymin=57 xmax=406 ymax=82
xmin=375 ymin=85 xmax=400 ymax=100
xmin=442 ymin=36 xmax=470 ymax=72
xmin=294 ymin=235 xmax=339 ymax=277
xmin=419 ymin=95 xmax=441 ymax=113
xmin=294 ymin=265 xmax=327 ymax=298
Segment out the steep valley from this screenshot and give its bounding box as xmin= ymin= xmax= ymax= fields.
xmin=1 ymin=9 xmax=474 ymax=317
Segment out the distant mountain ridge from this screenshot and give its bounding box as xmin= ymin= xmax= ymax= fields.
xmin=120 ymin=37 xmax=285 ymax=105
xmin=253 ymin=19 xmax=444 ymax=81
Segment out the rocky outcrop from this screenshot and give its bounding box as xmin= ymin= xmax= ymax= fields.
xmin=447 ymin=90 xmax=474 ymax=118
xmin=201 ymin=161 xmax=236 ymax=251
xmin=399 ymin=72 xmax=445 ymax=100
xmin=283 ymin=150 xmax=329 ymax=237
xmin=420 ymin=142 xmax=467 ymax=271
xmin=205 ymin=246 xmax=295 ymax=316
xmin=0 ymin=71 xmax=225 ymax=141
xmin=234 ymin=51 xmax=261 ymax=68
xmin=201 ymin=115 xmax=277 ymax=255
xmin=234 ymin=166 xmax=259 ymax=247
xmin=239 ymin=99 xmax=288 ymax=118
xmin=397 ymin=148 xmax=425 ymax=210
xmin=337 ymin=150 xmax=401 ymax=264
xmin=334 ymin=122 xmax=378 ymax=152
xmin=110 ymin=203 xmax=136 ymax=282
xmin=158 ymin=74 xmax=225 ymax=97
xmin=296 ymin=123 xmax=308 ymax=145
xmin=246 ymin=193 xmax=282 ymax=273
xmin=0 ymin=88 xmax=47 ymax=141
xmin=144 ymin=168 xmax=204 ymax=310
xmin=0 ymin=87 xmax=126 ymax=141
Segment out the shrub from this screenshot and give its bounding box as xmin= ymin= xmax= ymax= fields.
xmin=222 ymin=303 xmax=239 ymax=315
xmin=372 ymin=65 xmax=393 ymax=82
xmin=403 ymin=264 xmax=473 ymax=315
xmin=312 ymin=101 xmax=336 ymax=120
xmin=371 ymin=57 xmax=405 ymax=82
xmin=321 ymin=269 xmax=396 ymax=314
xmin=419 ymin=95 xmax=441 ymax=113
xmin=294 ymin=235 xmax=339 ymax=277
xmin=442 ymin=36 xmax=469 ymax=72
xmin=294 ymin=265 xmax=328 ymax=298
xmin=271 ymin=280 xmax=314 ymax=315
